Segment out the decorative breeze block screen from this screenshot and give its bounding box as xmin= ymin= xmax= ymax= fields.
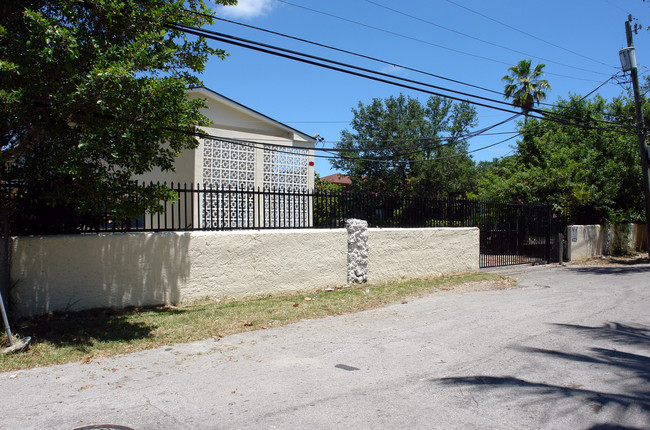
xmin=200 ymin=139 xmax=311 ymax=228
xmin=202 ymin=138 xmax=256 ymax=228
xmin=262 ymin=145 xmax=309 ymax=227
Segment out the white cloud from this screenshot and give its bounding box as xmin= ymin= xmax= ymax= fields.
xmin=380 ymin=65 xmax=407 ymax=76
xmin=217 ymin=0 xmax=276 ymax=19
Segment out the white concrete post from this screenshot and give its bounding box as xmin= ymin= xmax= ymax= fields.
xmin=346 ymin=219 xmax=369 ymax=284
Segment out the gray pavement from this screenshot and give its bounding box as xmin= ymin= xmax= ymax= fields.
xmin=1 ymin=263 xmax=649 ymax=429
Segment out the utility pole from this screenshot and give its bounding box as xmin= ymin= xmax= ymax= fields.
xmin=622 ymin=16 xmax=650 ymax=256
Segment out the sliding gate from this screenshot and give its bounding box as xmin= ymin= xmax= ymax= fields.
xmin=473 ymin=201 xmax=556 ymax=268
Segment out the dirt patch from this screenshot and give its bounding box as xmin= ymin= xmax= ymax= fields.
xmin=429 ymin=277 xmax=518 ymax=295
xmin=570 ymin=254 xmax=650 ymax=266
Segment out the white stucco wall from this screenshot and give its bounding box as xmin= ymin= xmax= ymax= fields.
xmin=567 ymin=225 xmax=607 ymax=260
xmin=368 ymin=228 xmax=480 ymax=280
xmin=567 ymin=223 xmax=647 ymax=260
xmin=10 ymin=230 xmax=347 ymax=317
xmin=10 ymin=227 xmax=480 ymax=317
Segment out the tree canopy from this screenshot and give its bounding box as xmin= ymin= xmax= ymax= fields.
xmin=502 ymin=59 xmax=550 ymax=118
xmin=475 ymin=93 xmax=644 ymax=222
xmin=331 ymin=94 xmax=478 ymax=197
xmin=0 ymin=0 xmax=235 ymax=234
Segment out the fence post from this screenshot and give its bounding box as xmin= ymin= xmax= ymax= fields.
xmin=545 ymin=204 xmax=552 ymax=264
xmin=346 ymin=218 xmax=368 ymax=284
xmin=0 ymin=214 xmax=9 ymax=311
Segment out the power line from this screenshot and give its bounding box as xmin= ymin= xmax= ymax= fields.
xmin=186 ymin=7 xmax=626 ymax=114
xmin=168 ymin=112 xmax=523 ymax=153
xmin=274 ymin=0 xmax=608 ymax=83
xmin=165 ymin=126 xmax=516 ymax=164
xmin=443 ymin=0 xmax=617 ymax=69
xmin=317 ymin=130 xmax=521 ymax=144
xmin=170 ymin=23 xmax=632 ymax=132
xmin=204 ymin=10 xmax=628 ymax=117
xmin=539 ymin=73 xmax=636 ymax=127
xmin=196 ymin=9 xmax=623 ymax=108
xmin=164 ymin=87 xmax=638 ymax=166
xmin=208 ymin=15 xmax=505 ymax=97
xmin=602 ymin=0 xmax=629 ymax=14
xmin=177 ymin=25 xmax=517 ymax=109
xmin=364 ymin=0 xmax=614 ymax=76
xmin=169 ymin=23 xmax=526 ymax=115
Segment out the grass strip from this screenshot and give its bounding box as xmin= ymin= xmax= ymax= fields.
xmin=0 ymin=272 xmax=512 ymax=372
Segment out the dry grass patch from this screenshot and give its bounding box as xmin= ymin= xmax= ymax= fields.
xmin=0 ymin=272 xmax=513 ymax=372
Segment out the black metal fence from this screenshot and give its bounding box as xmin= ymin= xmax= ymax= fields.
xmin=4 ymin=182 xmax=562 ymax=268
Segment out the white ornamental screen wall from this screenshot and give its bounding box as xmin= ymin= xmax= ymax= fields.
xmin=262 ymin=145 xmax=310 ymax=228
xmin=200 ymin=138 xmax=312 ymax=228
xmin=201 ymin=138 xmax=256 ymax=228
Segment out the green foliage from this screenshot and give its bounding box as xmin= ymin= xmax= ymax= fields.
xmin=475 ymin=93 xmax=644 ymax=222
xmin=331 ymin=94 xmax=478 ymax=197
xmin=502 ymin=59 xmax=551 ymax=116
xmin=313 ymin=174 xmax=345 ymax=227
xmin=314 ymin=173 xmax=343 ymax=193
xmin=611 ymin=223 xmax=634 ymax=256
xmin=0 ymin=0 xmax=235 ymax=234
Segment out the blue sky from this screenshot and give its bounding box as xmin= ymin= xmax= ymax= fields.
xmin=196 ymin=0 xmax=650 ymax=177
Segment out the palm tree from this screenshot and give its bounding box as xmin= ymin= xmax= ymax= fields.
xmin=502 ymin=59 xmax=551 ymax=122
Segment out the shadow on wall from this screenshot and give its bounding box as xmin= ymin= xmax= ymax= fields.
xmin=433 ymin=322 xmax=650 ymax=429
xmin=11 ymin=232 xmax=191 ymax=317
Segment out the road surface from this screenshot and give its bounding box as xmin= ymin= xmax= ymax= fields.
xmin=1 ymin=263 xmax=649 ymax=429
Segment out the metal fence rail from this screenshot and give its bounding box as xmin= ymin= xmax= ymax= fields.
xmin=4 ymin=182 xmax=561 ymax=268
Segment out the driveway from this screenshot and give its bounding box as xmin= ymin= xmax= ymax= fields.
xmin=1 ymin=263 xmax=649 ymax=429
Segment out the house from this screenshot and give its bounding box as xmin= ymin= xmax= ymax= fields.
xmin=320 ymin=173 xmax=353 ymax=190
xmin=137 ymin=87 xmax=317 ymax=228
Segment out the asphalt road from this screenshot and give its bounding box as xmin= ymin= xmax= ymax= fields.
xmin=1 ymin=263 xmax=649 ymax=430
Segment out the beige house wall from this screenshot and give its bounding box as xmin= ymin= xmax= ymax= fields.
xmin=130 ymin=89 xmax=317 ymax=230
xmin=10 ymin=228 xmax=479 ymax=318
xmin=135 ymin=146 xmax=197 ymax=186
xmin=137 ymin=89 xmax=316 ymax=188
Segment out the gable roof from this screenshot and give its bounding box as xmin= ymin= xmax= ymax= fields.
xmin=188 ymin=87 xmax=316 ymax=144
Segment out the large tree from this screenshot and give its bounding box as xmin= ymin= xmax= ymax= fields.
xmin=475 ymin=93 xmax=644 ymax=222
xmin=0 ymin=0 xmax=235 ymax=234
xmin=331 ymin=94 xmax=478 ymax=196
xmin=502 ymin=59 xmax=551 ymax=122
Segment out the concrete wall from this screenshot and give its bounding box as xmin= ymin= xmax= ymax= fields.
xmin=567 ymin=225 xmax=608 ymax=260
xmin=619 ymin=223 xmax=647 ymax=253
xmin=369 ymin=228 xmax=479 ymax=280
xmin=10 ymin=227 xmax=479 ymax=318
xmin=567 ymin=223 xmax=647 ymax=260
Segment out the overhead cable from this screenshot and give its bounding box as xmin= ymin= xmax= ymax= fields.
xmin=207 ymin=14 xmax=505 ymax=97
xmin=442 ymin=0 xmax=618 ymax=69
xmin=274 ymin=0 xmax=608 ymax=83
xmin=364 ymin=0 xmax=613 ymax=76
xmin=169 ymin=23 xmax=632 ymax=132
xmin=163 ymin=126 xmax=517 ymax=164
xmin=168 ymin=23 xmax=527 ymax=115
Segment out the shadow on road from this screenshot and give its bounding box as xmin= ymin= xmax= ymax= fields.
xmin=434 ymin=322 xmax=650 ymax=429
xmin=566 ymin=265 xmax=650 ymax=275
xmin=552 ymin=323 xmax=650 ymax=348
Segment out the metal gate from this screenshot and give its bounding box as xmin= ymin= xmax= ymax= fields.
xmin=473 ymin=201 xmax=557 ymax=268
